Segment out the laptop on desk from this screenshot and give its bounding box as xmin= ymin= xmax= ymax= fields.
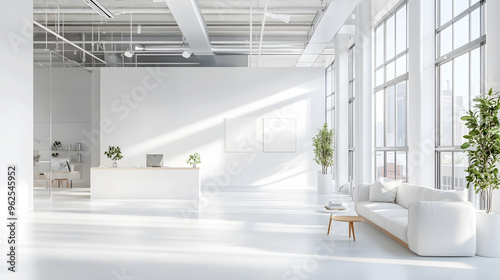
xmin=146 ymin=154 xmax=163 ymax=167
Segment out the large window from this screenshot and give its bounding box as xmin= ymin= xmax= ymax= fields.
xmin=325 ymin=62 xmax=335 ymax=178
xmin=374 ymin=3 xmax=408 ymax=181
xmin=435 ymin=0 xmax=485 ymax=190
xmin=348 ymin=45 xmax=355 ymax=183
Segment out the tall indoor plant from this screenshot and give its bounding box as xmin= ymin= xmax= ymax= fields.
xmin=313 ymin=123 xmax=334 ymax=194
xmin=461 ymin=88 xmax=500 ymax=257
xmin=461 ymin=88 xmax=500 ymax=213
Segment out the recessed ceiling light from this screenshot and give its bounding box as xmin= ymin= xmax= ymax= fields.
xmin=182 ymin=51 xmax=191 ymax=59
xmin=123 ymin=51 xmax=134 ymax=58
xmin=265 ymin=12 xmax=291 ymax=24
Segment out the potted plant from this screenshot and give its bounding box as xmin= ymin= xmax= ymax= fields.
xmin=312 ymin=123 xmax=334 ymax=194
xmin=53 ymin=141 xmax=62 ymax=150
xmin=104 ymin=146 xmax=123 ymax=168
xmin=461 ymin=88 xmax=500 ymax=257
xmin=186 ymin=153 xmax=201 ymax=168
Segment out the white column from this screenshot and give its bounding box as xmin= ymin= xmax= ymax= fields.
xmin=0 ymin=3 xmax=34 ymax=211
xmin=91 ymin=70 xmax=101 ymax=167
xmin=334 ymin=34 xmax=351 ymax=190
xmin=487 ymin=0 xmax=500 ymax=205
xmin=354 ymin=0 xmax=374 ymax=185
xmin=407 ymin=0 xmax=435 ymax=186
xmin=486 ymin=0 xmax=500 ymax=90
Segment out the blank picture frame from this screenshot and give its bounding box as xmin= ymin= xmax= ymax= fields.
xmin=263 ymin=118 xmax=296 ymax=153
xmin=225 ymin=118 xmax=257 ymax=152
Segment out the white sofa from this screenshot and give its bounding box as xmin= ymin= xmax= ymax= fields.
xmin=355 ymin=182 xmax=476 ymax=256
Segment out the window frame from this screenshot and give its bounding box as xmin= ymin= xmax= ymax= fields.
xmin=434 ymin=0 xmax=486 ymax=190
xmin=374 ymin=1 xmax=409 ymax=182
xmin=325 ymin=61 xmax=336 ymax=179
xmin=348 ymin=44 xmax=355 ymax=183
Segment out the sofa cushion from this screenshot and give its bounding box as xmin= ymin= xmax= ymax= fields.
xmin=396 ymin=183 xmax=468 ymax=209
xmin=421 ymin=188 xmax=468 ymax=202
xmin=369 ymin=180 xmax=401 ymax=203
xmin=357 ymin=201 xmax=408 ymax=243
xmin=395 ymin=183 xmax=423 ymax=209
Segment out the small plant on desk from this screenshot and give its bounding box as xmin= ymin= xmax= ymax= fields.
xmin=186 ymin=153 xmax=201 ymax=168
xmin=104 ymin=146 xmax=123 ymax=167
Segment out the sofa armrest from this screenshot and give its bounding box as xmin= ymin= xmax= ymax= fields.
xmin=407 ymin=201 xmax=476 ymax=256
xmin=355 ymin=183 xmax=371 ymax=212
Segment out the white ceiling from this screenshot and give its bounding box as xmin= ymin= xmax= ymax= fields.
xmin=33 ymin=0 xmax=338 ymax=67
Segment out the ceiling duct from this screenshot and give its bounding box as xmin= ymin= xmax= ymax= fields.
xmin=295 ymin=0 xmax=360 ymax=67
xmin=163 ymin=0 xmax=215 ymax=66
xmin=83 ymin=0 xmax=114 ymax=19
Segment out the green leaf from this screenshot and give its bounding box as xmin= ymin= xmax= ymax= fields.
xmin=460 ymin=142 xmax=470 ymax=149
xmin=469 ymin=130 xmax=480 ymax=136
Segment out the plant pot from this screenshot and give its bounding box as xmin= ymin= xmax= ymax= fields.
xmin=192 ymin=163 xmax=197 ymax=168
xmin=476 ymin=211 xmax=500 ymax=257
xmin=113 ymin=162 xmax=117 ymax=168
xmin=317 ymin=173 xmax=332 ymax=195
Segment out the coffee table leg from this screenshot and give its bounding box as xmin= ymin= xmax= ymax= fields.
xmin=351 ymin=222 xmax=356 ymax=241
xmin=327 ymin=215 xmax=333 ymax=235
xmin=348 ymin=222 xmax=352 ymax=238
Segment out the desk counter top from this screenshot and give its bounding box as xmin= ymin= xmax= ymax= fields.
xmin=91 ymin=167 xmax=199 ymax=170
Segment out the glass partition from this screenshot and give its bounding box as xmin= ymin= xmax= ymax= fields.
xmin=33 ymin=50 xmax=92 ymax=202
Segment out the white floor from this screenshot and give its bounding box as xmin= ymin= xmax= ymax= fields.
xmin=2 ymin=186 xmax=500 ymax=280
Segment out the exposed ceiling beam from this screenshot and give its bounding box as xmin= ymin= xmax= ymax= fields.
xmin=295 ymin=0 xmax=361 ymax=67
xmin=164 ymin=0 xmax=215 ymax=65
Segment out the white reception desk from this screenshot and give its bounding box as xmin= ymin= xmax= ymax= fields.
xmin=91 ymin=167 xmax=200 ymax=199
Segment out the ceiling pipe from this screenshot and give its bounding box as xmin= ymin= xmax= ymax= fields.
xmin=34 ymin=42 xmax=334 ymax=54
xmin=33 ymin=7 xmax=324 ymax=15
xmin=256 ymin=0 xmax=268 ymax=67
xmin=33 ymin=20 xmax=107 ymax=65
xmin=134 ymin=44 xmax=333 ymax=55
xmin=249 ymin=0 xmax=253 ymax=67
xmin=34 ymin=40 xmax=185 ymax=45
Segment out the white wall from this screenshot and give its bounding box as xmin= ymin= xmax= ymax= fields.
xmin=100 ymin=67 xmax=324 ymax=188
xmin=0 ymin=3 xmax=33 ymax=211
xmin=34 ymin=67 xmax=93 ymax=187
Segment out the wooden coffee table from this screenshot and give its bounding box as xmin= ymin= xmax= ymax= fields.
xmin=329 ymin=215 xmax=364 ymax=241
